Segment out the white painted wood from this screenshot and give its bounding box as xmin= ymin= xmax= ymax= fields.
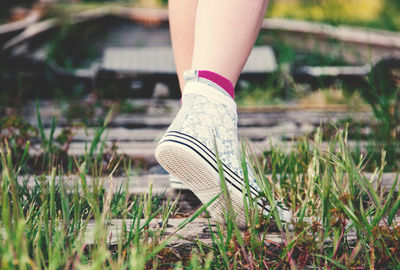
xmin=102 ymin=46 xmax=277 ymax=74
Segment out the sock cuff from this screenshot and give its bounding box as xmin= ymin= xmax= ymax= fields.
xmin=183 ymin=69 xmax=235 ymax=99
xmin=198 ymin=70 xmax=235 ymax=99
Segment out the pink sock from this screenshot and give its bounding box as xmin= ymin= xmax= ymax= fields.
xmin=198 ymin=70 xmax=235 ymax=99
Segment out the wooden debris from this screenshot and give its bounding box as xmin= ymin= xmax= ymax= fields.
xmin=2 ymin=7 xmax=113 ymax=52
xmin=0 ymin=11 xmax=40 ymax=36
xmin=2 ymin=18 xmax=57 ymax=52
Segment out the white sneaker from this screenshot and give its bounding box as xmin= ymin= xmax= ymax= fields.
xmin=155 ymin=70 xmax=290 ymax=228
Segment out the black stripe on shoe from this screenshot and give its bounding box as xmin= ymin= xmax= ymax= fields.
xmin=163 ymin=130 xmax=261 ymax=196
xmin=161 ymin=134 xmax=258 ymax=197
xmin=159 ymin=133 xmax=271 ymax=212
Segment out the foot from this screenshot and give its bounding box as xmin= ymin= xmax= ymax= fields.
xmin=155 ymin=80 xmax=290 ymax=228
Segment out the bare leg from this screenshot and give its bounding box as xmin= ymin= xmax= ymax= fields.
xmin=157 ymin=0 xmax=290 ymax=228
xmin=168 ymin=0 xmax=198 ymax=92
xmin=192 ymin=0 xmax=269 ymax=86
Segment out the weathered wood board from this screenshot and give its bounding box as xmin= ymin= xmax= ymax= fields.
xmin=74 ymin=215 xmax=400 ymax=246
xmin=261 ymin=18 xmax=400 ymax=63
xmin=28 ymin=139 xmax=396 ymax=168
xmin=102 ymin=46 xmax=277 ymax=74
xmin=23 ymin=99 xmax=373 ymax=128
xmin=41 ymin=124 xmax=316 ymax=143
xmin=16 ymin=172 xmax=399 ymax=194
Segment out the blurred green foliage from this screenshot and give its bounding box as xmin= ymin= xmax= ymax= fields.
xmin=0 ymin=116 xmax=37 ymax=149
xmin=268 ymin=0 xmax=400 ymax=31
xmin=46 ymin=22 xmax=100 ymax=70
xmin=269 ymin=40 xmax=349 ymax=67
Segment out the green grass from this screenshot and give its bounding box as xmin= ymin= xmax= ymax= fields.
xmin=306 ymin=117 xmax=400 ymax=171
xmin=1 ymin=105 xmax=400 ymax=268
xmin=0 ymin=68 xmax=399 ymax=268
xmin=45 ymin=22 xmax=103 ymax=71
xmin=235 ymin=72 xmax=296 ymax=107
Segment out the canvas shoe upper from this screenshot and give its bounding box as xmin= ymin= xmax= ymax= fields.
xmin=155 ymin=70 xmax=290 ymax=227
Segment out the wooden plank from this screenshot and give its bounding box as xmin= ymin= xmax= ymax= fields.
xmin=103 ymin=47 xmax=176 ymax=74
xmin=41 ymin=124 xmax=315 ymax=143
xmin=236 ymin=111 xmax=372 ymax=127
xmin=261 ymin=18 xmax=400 ymax=51
xmin=2 ymin=215 xmax=399 ymax=247
xmin=27 ymin=139 xmax=399 ymax=168
xmin=17 ymin=174 xmax=201 ymax=212
xmin=82 ymin=218 xmax=216 ymax=245
xmin=20 ymin=99 xmax=372 ymax=118
xmin=81 ymin=217 xmax=289 ymax=245
xmin=237 ymin=104 xmax=371 ymax=113
xmin=26 ymin=141 xmax=257 ymax=165
xmin=294 ymin=64 xmax=371 ymax=77
xmin=17 ymin=174 xmax=171 ymax=194
xmin=34 ymin=139 xmax=391 ymax=158
xmin=44 ymin=127 xmax=166 ymax=142
xmin=81 ymin=215 xmax=400 ymax=245
xmin=24 ymin=101 xmax=373 ymax=128
xmin=102 ymin=46 xmax=277 ymax=74
xmin=244 ymin=46 xmax=277 ymax=73
xmin=261 ymin=18 xmax=400 ymax=62
xmin=64 ymin=141 xmax=159 ymax=165
xmin=40 ymin=111 xmax=369 ymax=128
xmin=17 ymin=172 xmax=399 ymax=194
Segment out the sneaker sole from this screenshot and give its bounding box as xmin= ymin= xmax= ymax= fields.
xmin=155 ymin=131 xmax=268 ymax=228
xmin=169 ymin=175 xmax=189 ymax=190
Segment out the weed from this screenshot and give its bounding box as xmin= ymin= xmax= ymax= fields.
xmin=1 ymin=121 xmax=400 ymax=268
xmin=0 ymin=115 xmax=37 ymax=149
